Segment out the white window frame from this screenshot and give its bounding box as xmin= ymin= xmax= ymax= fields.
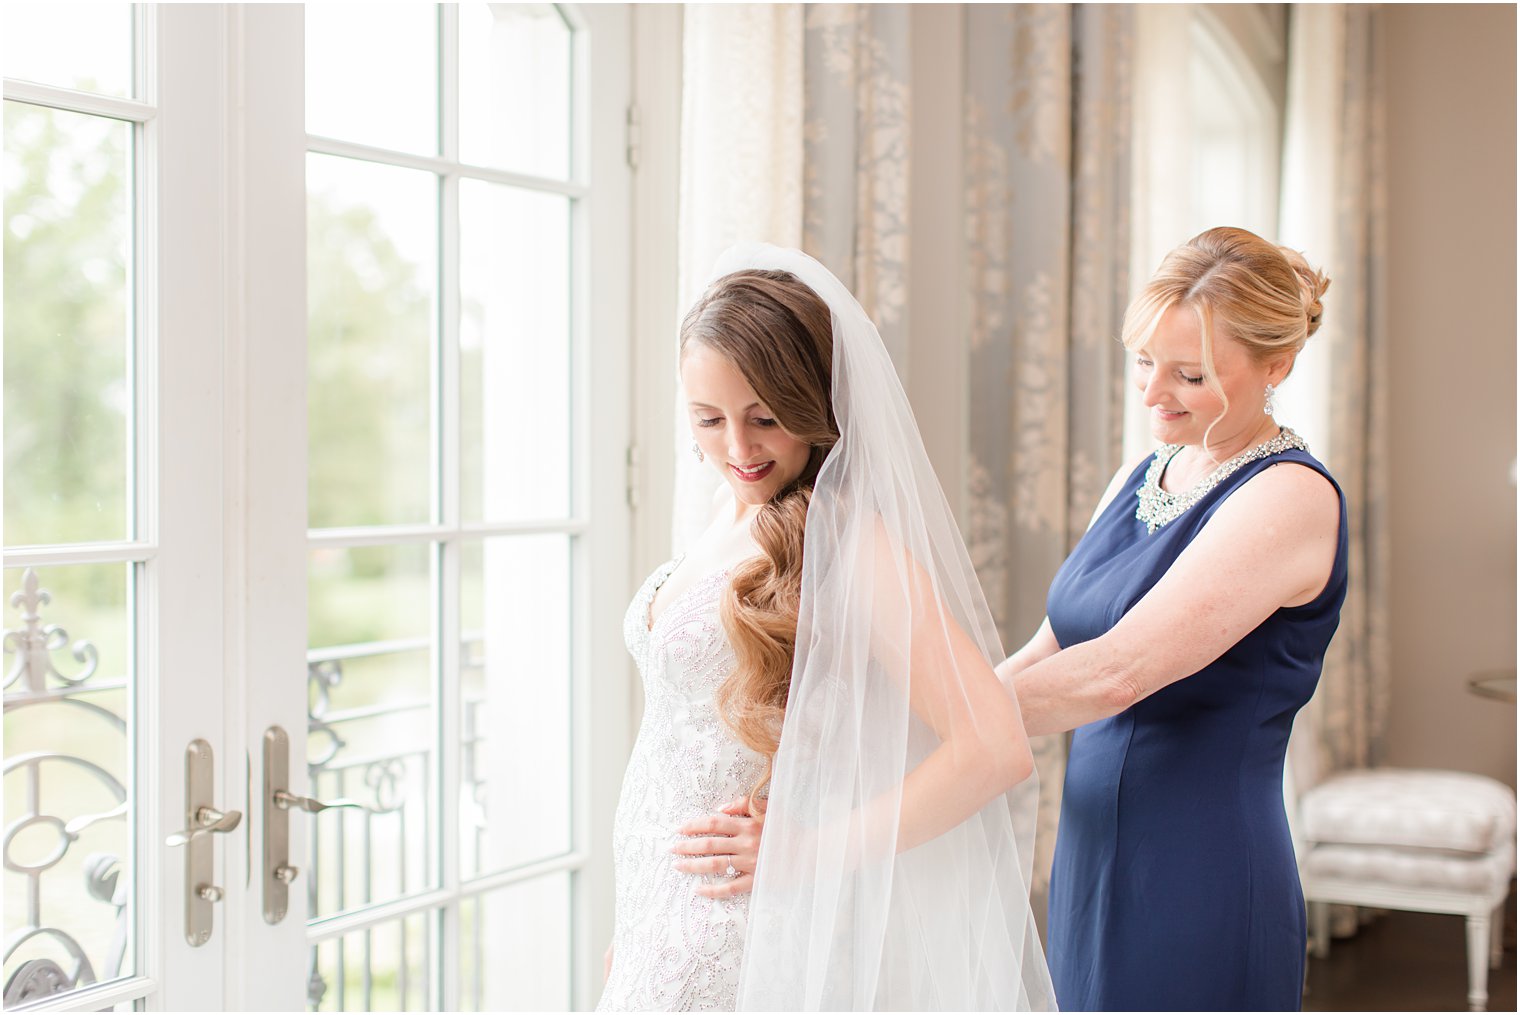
xmin=628 ymin=5 xmax=684 ymax=608
xmin=1124 ymin=4 xmax=1288 ymax=462
xmin=1191 ymin=7 xmax=1282 ymax=242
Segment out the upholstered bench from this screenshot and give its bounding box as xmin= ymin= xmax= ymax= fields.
xmin=1299 ymin=768 xmax=1517 ymax=1011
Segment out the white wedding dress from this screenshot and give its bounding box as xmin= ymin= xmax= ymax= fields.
xmin=597 ymin=557 xmax=768 ymax=1012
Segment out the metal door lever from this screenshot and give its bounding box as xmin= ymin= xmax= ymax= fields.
xmin=165 ymin=805 xmax=243 ymax=846
xmin=272 ymin=789 xmax=363 ymax=814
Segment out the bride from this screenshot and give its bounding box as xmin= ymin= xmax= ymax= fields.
xmin=598 ymin=245 xmax=1054 ymax=1012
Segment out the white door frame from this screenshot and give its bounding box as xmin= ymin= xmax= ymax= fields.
xmin=148 ymin=4 xmax=239 ymax=1008
xmin=573 ymin=5 xmax=634 ymax=1005
xmin=224 ymin=4 xmax=310 ymax=1009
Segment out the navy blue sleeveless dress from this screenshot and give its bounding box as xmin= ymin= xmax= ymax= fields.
xmin=1045 ymin=445 xmax=1348 ymax=1012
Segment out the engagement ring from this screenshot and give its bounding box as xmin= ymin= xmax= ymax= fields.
xmin=725 ymin=863 xmax=738 ymax=878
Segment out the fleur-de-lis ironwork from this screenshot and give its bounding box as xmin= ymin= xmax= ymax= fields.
xmin=4 ymin=569 xmax=99 ymax=695
xmin=4 ymin=569 xmax=127 ymax=1002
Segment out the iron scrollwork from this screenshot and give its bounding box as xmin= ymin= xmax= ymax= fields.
xmin=4 ymin=569 xmax=126 ymax=1003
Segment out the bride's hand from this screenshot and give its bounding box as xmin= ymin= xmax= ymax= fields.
xmin=670 ymin=797 xmax=764 ymax=899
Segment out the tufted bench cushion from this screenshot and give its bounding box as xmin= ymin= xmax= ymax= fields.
xmin=1300 ymin=768 xmax=1517 ymax=855
xmin=1304 ymin=840 xmax=1516 ymax=894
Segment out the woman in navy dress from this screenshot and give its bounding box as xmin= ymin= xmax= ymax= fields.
xmin=998 ymin=227 xmax=1347 ymax=1011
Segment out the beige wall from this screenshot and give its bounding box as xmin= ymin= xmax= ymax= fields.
xmin=1382 ymin=4 xmax=1517 ymax=787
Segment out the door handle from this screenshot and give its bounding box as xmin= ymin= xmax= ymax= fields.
xmin=262 ymin=725 xmax=369 ymax=923
xmin=165 ymin=805 xmax=243 ymax=847
xmin=172 ymin=739 xmax=238 ymax=946
xmin=272 ymin=789 xmax=363 ymax=814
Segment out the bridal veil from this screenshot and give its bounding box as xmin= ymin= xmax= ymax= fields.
xmin=703 ymin=244 xmax=1056 ymax=1011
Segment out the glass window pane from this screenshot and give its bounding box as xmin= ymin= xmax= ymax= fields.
xmin=309 ymin=543 xmax=431 ymax=650
xmin=458 ymin=874 xmax=571 ymax=1011
xmin=3 ymin=564 xmax=134 ymax=997
xmin=461 ymin=536 xmax=571 ymax=878
xmin=308 ymin=544 xmax=435 ymax=917
xmin=306 ymin=4 xmax=438 ymax=155
xmin=2 ymin=4 xmax=134 ymax=99
xmin=1190 ymin=49 xmax=1250 ymax=234
xmin=308 ymin=911 xmax=431 ymax=1012
xmin=308 ymin=154 xmax=437 ymax=529
xmin=459 ymin=182 xmax=571 ymax=523
xmin=458 ymin=3 xmax=572 ymax=179
xmin=4 ymin=102 xmax=132 ymax=547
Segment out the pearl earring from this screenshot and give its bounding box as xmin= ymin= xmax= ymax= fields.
xmin=691 ymin=440 xmax=704 ymax=462
xmin=1263 ymin=383 xmax=1277 ymax=417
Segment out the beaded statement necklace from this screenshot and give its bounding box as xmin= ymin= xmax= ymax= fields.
xmin=1135 ymin=427 xmax=1309 ymax=534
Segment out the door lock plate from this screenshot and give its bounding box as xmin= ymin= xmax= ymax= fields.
xmin=167 ymin=739 xmax=240 ymax=946
xmin=263 ymin=725 xmax=293 ymax=924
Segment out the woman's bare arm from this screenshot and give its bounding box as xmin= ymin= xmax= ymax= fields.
xmin=995 ymin=451 xmax=1148 ymax=686
xmin=867 ymin=525 xmax=1034 ymax=853
xmin=1013 ymin=462 xmax=1340 ymax=736
xmin=996 ymin=617 xmax=1060 ymax=687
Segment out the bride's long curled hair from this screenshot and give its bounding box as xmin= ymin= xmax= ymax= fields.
xmin=680 ymin=269 xmax=839 ymax=804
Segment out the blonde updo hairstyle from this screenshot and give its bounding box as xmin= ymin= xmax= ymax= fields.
xmin=679 ymin=269 xmax=840 ymax=805
xmin=1121 ymin=226 xmax=1331 ymax=456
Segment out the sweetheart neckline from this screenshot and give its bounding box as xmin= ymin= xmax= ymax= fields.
xmin=644 ymin=559 xmax=733 ymax=634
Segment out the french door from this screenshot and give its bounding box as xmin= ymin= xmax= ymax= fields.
xmin=3 ymin=4 xmax=632 ymax=1010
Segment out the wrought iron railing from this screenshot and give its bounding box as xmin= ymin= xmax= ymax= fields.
xmin=2 ymin=569 xmax=129 ymax=1006
xmin=4 ymin=570 xmax=500 ymax=1011
xmin=304 ymin=633 xmax=489 ymax=1011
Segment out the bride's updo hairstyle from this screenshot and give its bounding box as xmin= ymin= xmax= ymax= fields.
xmin=1121 ymin=225 xmax=1331 ymax=452
xmin=680 ymin=269 xmax=840 ymax=803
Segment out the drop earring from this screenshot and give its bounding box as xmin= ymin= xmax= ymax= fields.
xmin=691 ymin=440 xmax=704 ymax=462
xmin=1263 ymin=383 xmax=1277 ymax=417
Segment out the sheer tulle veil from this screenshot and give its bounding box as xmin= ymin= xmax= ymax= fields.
xmin=703 ymin=244 xmax=1056 ymax=1011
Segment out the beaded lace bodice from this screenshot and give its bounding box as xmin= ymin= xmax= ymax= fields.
xmin=597 ymin=558 xmax=768 ymax=1012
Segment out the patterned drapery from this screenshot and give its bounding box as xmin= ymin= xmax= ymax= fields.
xmin=675 ymin=3 xmax=912 ymax=551
xmin=963 ymin=4 xmax=1133 ymax=908
xmin=1278 ymin=5 xmax=1390 ymax=944
xmin=801 ymin=4 xmax=912 ymax=368
xmin=1278 ymin=2 xmax=1389 ymax=894
xmin=674 ymin=3 xmax=805 ymax=549
xmin=1281 ymin=5 xmax=1391 ymax=782
xmin=676 ymin=3 xmax=1134 ymax=910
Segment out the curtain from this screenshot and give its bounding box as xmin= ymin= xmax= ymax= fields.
xmin=674 ymin=3 xmax=805 ymax=549
xmin=1279 ymin=5 xmax=1390 ymax=941
xmin=801 ymin=4 xmax=912 ymax=368
xmin=963 ymin=4 xmax=1133 ymax=911
xmin=675 ymin=1 xmax=1134 ymax=913
xmin=1122 ymin=4 xmax=1194 ymax=463
xmin=1280 ymin=5 xmax=1391 ymax=786
xmin=674 ymin=3 xmax=912 ymax=551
